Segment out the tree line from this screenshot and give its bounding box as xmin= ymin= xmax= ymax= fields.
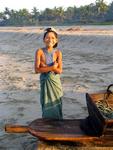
xmin=0 ymin=0 xmax=113 ymax=26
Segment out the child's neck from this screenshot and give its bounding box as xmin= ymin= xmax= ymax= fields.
xmin=46 ymin=47 xmax=53 ymax=52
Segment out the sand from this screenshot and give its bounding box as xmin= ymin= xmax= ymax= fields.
xmin=0 ymin=26 xmax=113 ymax=149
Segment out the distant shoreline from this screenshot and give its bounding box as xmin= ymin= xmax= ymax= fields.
xmin=0 ymin=26 xmax=113 ymax=35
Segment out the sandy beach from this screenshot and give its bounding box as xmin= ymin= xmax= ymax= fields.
xmin=0 ymin=26 xmax=113 ymax=149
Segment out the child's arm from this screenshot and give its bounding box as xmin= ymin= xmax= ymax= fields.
xmin=52 ymin=51 xmax=63 ymax=74
xmin=35 ymin=49 xmax=40 ymax=73
xmin=40 ymin=61 xmax=47 ymax=67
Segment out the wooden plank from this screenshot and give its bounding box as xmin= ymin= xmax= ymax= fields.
xmin=5 ymin=118 xmax=113 ymax=146
xmin=28 ymin=118 xmax=98 ymax=142
xmin=5 ymin=118 xmax=98 ymax=142
xmin=5 ymin=125 xmax=29 ymax=133
xmin=37 ymin=135 xmax=113 ymax=148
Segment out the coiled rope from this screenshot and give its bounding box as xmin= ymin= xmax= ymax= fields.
xmin=96 ymin=84 xmax=113 ymax=118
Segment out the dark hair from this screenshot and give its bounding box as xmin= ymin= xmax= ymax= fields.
xmin=43 ymin=28 xmax=58 ymax=48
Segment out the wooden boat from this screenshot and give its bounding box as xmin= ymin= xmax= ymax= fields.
xmin=5 ymin=117 xmax=113 ymax=146
xmin=5 ymin=118 xmax=98 ymax=143
xmin=5 ymin=84 xmax=113 ymax=146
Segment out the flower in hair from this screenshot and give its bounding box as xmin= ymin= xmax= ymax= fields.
xmin=44 ymin=27 xmax=57 ymax=33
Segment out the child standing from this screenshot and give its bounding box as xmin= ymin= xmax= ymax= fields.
xmin=35 ymin=27 xmax=63 ymax=119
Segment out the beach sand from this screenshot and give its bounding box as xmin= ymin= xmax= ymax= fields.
xmin=0 ymin=26 xmax=113 ymax=149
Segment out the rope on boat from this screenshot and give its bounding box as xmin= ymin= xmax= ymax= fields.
xmin=96 ymin=84 xmax=113 ymax=118
xmin=96 ymin=98 xmax=113 ymax=118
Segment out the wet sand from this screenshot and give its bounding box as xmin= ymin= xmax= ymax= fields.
xmin=0 ymin=26 xmax=113 ymax=149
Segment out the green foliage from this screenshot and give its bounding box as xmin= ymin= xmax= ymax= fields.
xmin=0 ymin=0 xmax=113 ymax=26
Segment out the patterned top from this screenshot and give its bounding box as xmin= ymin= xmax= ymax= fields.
xmin=42 ymin=47 xmax=55 ymax=66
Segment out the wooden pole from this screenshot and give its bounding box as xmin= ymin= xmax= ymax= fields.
xmin=5 ymin=124 xmax=29 ymax=133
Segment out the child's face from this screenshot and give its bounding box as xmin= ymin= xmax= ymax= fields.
xmin=44 ymin=32 xmax=58 ymax=49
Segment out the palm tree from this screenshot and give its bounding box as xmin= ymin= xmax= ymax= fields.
xmin=53 ymin=7 xmax=65 ymax=23
xmin=31 ymin=7 xmax=40 ymax=25
xmin=96 ymin=0 xmax=108 ymax=14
